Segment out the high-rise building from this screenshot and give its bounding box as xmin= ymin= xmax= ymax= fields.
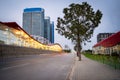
xmin=50 ymin=22 xmax=54 ymax=43
xmin=97 ymin=33 xmax=114 ymax=42
xmin=23 ymin=8 xmax=44 ymax=37
xmin=44 ymin=16 xmax=50 ymax=41
xmin=23 ymin=7 xmax=54 ymax=44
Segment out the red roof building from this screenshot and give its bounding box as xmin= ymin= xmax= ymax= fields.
xmin=93 ymin=31 xmax=120 ymax=48
xmin=93 ymin=31 xmax=120 ymax=55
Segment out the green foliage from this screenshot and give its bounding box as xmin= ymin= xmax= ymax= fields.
xmin=83 ymin=49 xmax=92 ymax=53
xmin=0 ymin=40 xmax=4 ymax=44
xmin=111 ymin=52 xmax=119 ymax=56
xmin=56 ymin=2 xmax=102 ymax=60
xmin=56 ymin=2 xmax=102 ymax=45
xmin=84 ymin=53 xmax=120 ymax=69
xmin=63 ymin=49 xmax=71 ymax=53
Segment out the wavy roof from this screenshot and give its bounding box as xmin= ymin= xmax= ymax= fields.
xmin=0 ymin=21 xmax=62 ymax=51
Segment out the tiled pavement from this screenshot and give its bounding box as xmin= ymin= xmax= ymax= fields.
xmin=69 ymin=55 xmax=120 ymax=80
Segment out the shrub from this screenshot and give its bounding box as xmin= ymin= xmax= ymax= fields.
xmin=111 ymin=52 xmax=119 ymax=56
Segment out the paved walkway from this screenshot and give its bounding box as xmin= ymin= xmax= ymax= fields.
xmin=70 ymin=55 xmax=120 ymax=80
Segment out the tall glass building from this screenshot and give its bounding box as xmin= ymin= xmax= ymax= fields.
xmin=44 ymin=16 xmax=50 ymax=42
xmin=23 ymin=8 xmax=44 ymax=37
xmin=50 ymin=22 xmax=54 ymax=43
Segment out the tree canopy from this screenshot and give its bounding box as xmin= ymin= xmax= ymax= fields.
xmin=56 ymin=2 xmax=102 ymax=60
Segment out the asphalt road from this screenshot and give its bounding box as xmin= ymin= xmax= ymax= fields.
xmin=0 ymin=53 xmax=75 ymax=80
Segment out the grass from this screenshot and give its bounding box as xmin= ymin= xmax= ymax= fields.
xmin=83 ymin=53 xmax=120 ymax=70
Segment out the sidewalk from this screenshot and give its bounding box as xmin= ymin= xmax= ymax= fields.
xmin=70 ymin=55 xmax=120 ymax=80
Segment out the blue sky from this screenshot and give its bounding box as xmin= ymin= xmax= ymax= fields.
xmin=0 ymin=0 xmax=120 ymax=50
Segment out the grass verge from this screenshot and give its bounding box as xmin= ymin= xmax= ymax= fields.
xmin=83 ymin=53 xmax=120 ymax=70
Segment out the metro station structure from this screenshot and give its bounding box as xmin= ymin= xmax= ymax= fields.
xmin=0 ymin=22 xmax=62 ymax=52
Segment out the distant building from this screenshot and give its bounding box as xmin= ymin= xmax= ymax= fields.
xmin=97 ymin=33 xmax=114 ymax=42
xmin=23 ymin=8 xmax=45 ymax=37
xmin=44 ymin=16 xmax=50 ymax=41
xmin=31 ymin=35 xmax=50 ymax=44
xmin=50 ymin=22 xmax=54 ymax=43
xmin=23 ymin=7 xmax=54 ymax=44
xmin=44 ymin=17 xmax=54 ymax=44
xmin=93 ymin=31 xmax=120 ymax=55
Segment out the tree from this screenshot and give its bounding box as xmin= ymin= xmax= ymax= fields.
xmin=56 ymin=2 xmax=102 ymax=61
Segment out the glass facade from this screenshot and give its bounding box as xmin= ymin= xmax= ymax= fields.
xmin=50 ymin=22 xmax=54 ymax=43
xmin=44 ymin=17 xmax=50 ymax=41
xmin=23 ymin=8 xmax=44 ymax=37
xmin=23 ymin=13 xmax=32 ymax=34
xmin=23 ymin=7 xmax=54 ymax=44
xmin=24 ymin=8 xmax=43 ymax=12
xmin=0 ymin=23 xmax=20 ymax=46
xmin=97 ymin=33 xmax=114 ymax=42
xmin=0 ymin=22 xmax=62 ymax=52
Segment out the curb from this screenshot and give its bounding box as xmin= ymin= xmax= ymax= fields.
xmin=66 ymin=55 xmax=77 ymax=80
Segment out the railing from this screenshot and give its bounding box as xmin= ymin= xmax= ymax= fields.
xmin=83 ymin=53 xmax=120 ymax=70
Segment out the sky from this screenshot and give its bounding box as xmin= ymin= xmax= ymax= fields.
xmin=0 ymin=0 xmax=120 ymax=51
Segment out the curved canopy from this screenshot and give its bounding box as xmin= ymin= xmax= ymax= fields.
xmin=0 ymin=21 xmax=62 ymax=52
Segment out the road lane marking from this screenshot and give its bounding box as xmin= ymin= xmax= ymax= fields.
xmin=1 ymin=63 xmax=30 ymax=70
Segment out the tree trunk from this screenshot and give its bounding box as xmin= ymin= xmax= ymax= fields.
xmin=77 ymin=34 xmax=81 ymax=61
xmin=77 ymin=43 xmax=81 ymax=61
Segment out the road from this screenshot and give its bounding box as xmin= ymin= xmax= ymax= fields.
xmin=0 ymin=53 xmax=75 ymax=80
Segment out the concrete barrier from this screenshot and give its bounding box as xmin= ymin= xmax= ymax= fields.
xmin=0 ymin=44 xmax=59 ymax=57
